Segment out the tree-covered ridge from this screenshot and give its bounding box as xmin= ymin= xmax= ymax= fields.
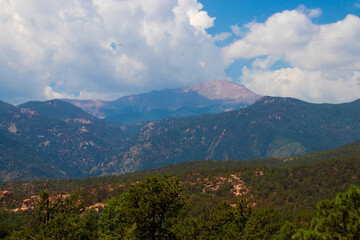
xmin=2 ymin=96 xmax=360 ymax=181
xmin=18 ymin=100 xmax=98 ymax=122
xmin=0 ymin=99 xmax=127 ymax=181
xmin=2 ymin=175 xmax=359 ymax=239
xmin=1 ymin=153 xmax=359 ymax=215
xmin=285 ymin=139 xmax=360 ymax=165
xmin=98 ymin=96 xmax=360 ymax=174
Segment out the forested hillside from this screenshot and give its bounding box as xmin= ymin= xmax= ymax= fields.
xmin=0 ymin=173 xmax=359 ymax=239
xmin=106 ymin=97 xmax=360 ymax=173
xmin=1 ymin=139 xmax=360 ymax=238
xmin=2 ymin=97 xmax=360 ymax=181
xmin=0 ymin=100 xmax=127 ymax=181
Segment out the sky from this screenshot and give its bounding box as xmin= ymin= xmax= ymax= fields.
xmin=1 ymin=0 xmax=360 ymax=104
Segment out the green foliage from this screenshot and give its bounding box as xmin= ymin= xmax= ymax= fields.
xmin=99 ymin=175 xmax=187 ymax=240
xmin=98 ymin=197 xmax=127 ymax=239
xmin=293 ymin=185 xmax=360 ymax=240
xmin=0 ymin=210 xmax=26 ymax=240
xmin=289 ymin=140 xmax=360 ymax=165
xmin=12 ymin=190 xmax=92 ymax=239
xmin=124 ymin=175 xmax=187 ymax=239
xmin=2 ymin=155 xmax=359 ymax=216
xmin=270 ymin=221 xmax=297 ymax=240
xmin=198 ymin=201 xmax=241 ymax=239
xmin=0 ymin=177 xmax=359 ymax=239
xmin=311 ymin=185 xmax=360 ymax=239
xmin=241 ymin=208 xmax=282 ymax=239
xmin=292 ymin=229 xmax=332 ymax=240
xmin=78 ymin=210 xmax=100 ymax=240
xmin=196 ymin=199 xmax=253 ymax=239
xmin=171 ymin=215 xmax=200 ymax=240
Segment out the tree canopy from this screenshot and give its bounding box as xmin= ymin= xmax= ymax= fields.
xmin=1 ymin=177 xmax=359 ymax=239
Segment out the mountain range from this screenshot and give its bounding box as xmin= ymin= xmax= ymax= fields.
xmin=65 ymin=80 xmax=261 ymax=124
xmin=1 ymin=91 xmax=360 ymax=181
xmin=107 ymin=96 xmax=360 ymax=173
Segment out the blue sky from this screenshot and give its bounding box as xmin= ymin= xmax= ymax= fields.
xmin=204 ymin=0 xmax=360 ymax=28
xmin=1 ymin=0 xmax=360 ymax=104
xmin=204 ymin=0 xmax=360 ymax=81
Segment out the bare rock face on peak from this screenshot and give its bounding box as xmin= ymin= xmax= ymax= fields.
xmin=183 ymin=80 xmax=260 ymax=104
xmin=65 ymin=80 xmax=261 ymax=124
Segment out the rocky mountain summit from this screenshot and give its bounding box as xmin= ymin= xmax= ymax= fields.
xmin=183 ymin=80 xmax=260 ymax=103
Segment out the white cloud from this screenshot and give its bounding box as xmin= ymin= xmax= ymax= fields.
xmin=252 ymin=56 xmax=280 ymax=69
xmin=223 ymin=7 xmax=360 ymax=103
xmin=176 ymin=0 xmax=215 ymax=31
xmin=231 ymin=24 xmax=241 ymax=36
xmin=213 ymin=32 xmax=232 ymax=41
xmin=187 ymin=10 xmax=215 ymax=30
xmin=44 ymin=86 xmax=75 ymax=100
xmin=242 ymin=67 xmax=360 ymax=103
xmin=2 ymin=2 xmax=360 ymax=104
xmin=223 ymin=9 xmax=318 ymax=61
xmin=0 ymin=0 xmax=226 ymax=103
xmin=308 ymin=8 xmax=322 ymax=18
xmin=297 ymin=4 xmax=322 ymax=18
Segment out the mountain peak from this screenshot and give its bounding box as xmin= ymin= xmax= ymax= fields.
xmin=63 ymin=80 xmax=261 ymax=124
xmin=19 ymin=100 xmax=96 ymax=121
xmin=183 ymin=80 xmax=261 ymax=103
xmin=0 ymin=100 xmax=17 ymax=114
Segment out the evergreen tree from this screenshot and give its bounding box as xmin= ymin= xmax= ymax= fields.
xmin=99 ymin=175 xmax=187 ymax=240
xmin=294 ymin=185 xmax=360 ymax=239
xmin=311 ymin=184 xmax=360 ymax=239
xmin=13 ymin=190 xmax=89 ymax=239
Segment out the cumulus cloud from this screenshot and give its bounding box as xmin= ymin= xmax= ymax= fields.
xmin=241 ymin=67 xmax=360 ymax=103
xmin=2 ymin=2 xmax=360 ymax=104
xmin=0 ymin=0 xmax=226 ymax=103
xmin=223 ymin=7 xmax=360 ymax=103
